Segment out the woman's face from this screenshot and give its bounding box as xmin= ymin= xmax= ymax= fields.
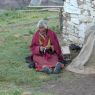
xmin=39 ymin=27 xmax=46 ymax=33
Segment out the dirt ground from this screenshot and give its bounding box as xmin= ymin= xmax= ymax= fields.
xmin=38 ymin=70 xmax=95 ymax=95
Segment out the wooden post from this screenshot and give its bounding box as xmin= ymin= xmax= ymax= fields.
xmin=59 ymin=7 xmax=63 ymax=32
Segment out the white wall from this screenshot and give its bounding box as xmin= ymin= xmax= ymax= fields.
xmin=63 ymin=0 xmax=95 ymax=45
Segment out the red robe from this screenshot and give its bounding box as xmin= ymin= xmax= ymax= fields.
xmin=30 ymin=29 xmax=64 ymax=71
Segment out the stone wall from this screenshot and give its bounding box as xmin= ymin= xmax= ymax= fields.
xmin=0 ymin=0 xmax=31 ymax=9
xmin=63 ymin=0 xmax=95 ymax=46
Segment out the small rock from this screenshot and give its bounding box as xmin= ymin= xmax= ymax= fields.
xmin=14 ymin=33 xmax=20 ymax=38
xmin=21 ymin=91 xmax=32 ymax=95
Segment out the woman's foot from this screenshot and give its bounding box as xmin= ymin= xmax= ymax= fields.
xmin=53 ymin=62 xmax=62 ymax=74
xmin=42 ymin=66 xmax=52 ymax=74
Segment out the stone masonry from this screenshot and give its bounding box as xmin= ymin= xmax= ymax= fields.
xmin=63 ymin=0 xmax=95 ymax=46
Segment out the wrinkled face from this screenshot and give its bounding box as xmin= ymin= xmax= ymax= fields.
xmin=39 ymin=26 xmax=46 ymax=34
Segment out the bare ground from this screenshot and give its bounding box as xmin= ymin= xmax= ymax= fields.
xmin=38 ymin=70 xmax=95 ymax=95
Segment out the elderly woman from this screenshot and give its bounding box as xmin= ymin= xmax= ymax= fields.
xmin=30 ymin=20 xmax=64 ymax=74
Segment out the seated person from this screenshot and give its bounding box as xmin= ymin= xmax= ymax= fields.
xmin=30 ymin=19 xmax=64 ymax=74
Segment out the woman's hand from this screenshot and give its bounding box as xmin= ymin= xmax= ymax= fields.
xmin=40 ymin=45 xmax=54 ymax=54
xmin=40 ymin=46 xmax=45 ymax=52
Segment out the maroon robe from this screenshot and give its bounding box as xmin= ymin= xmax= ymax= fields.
xmin=30 ymin=29 xmax=64 ymax=71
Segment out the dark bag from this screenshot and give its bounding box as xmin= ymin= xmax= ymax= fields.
xmin=25 ymin=55 xmax=35 ymax=69
xmin=69 ymin=44 xmax=81 ymax=51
